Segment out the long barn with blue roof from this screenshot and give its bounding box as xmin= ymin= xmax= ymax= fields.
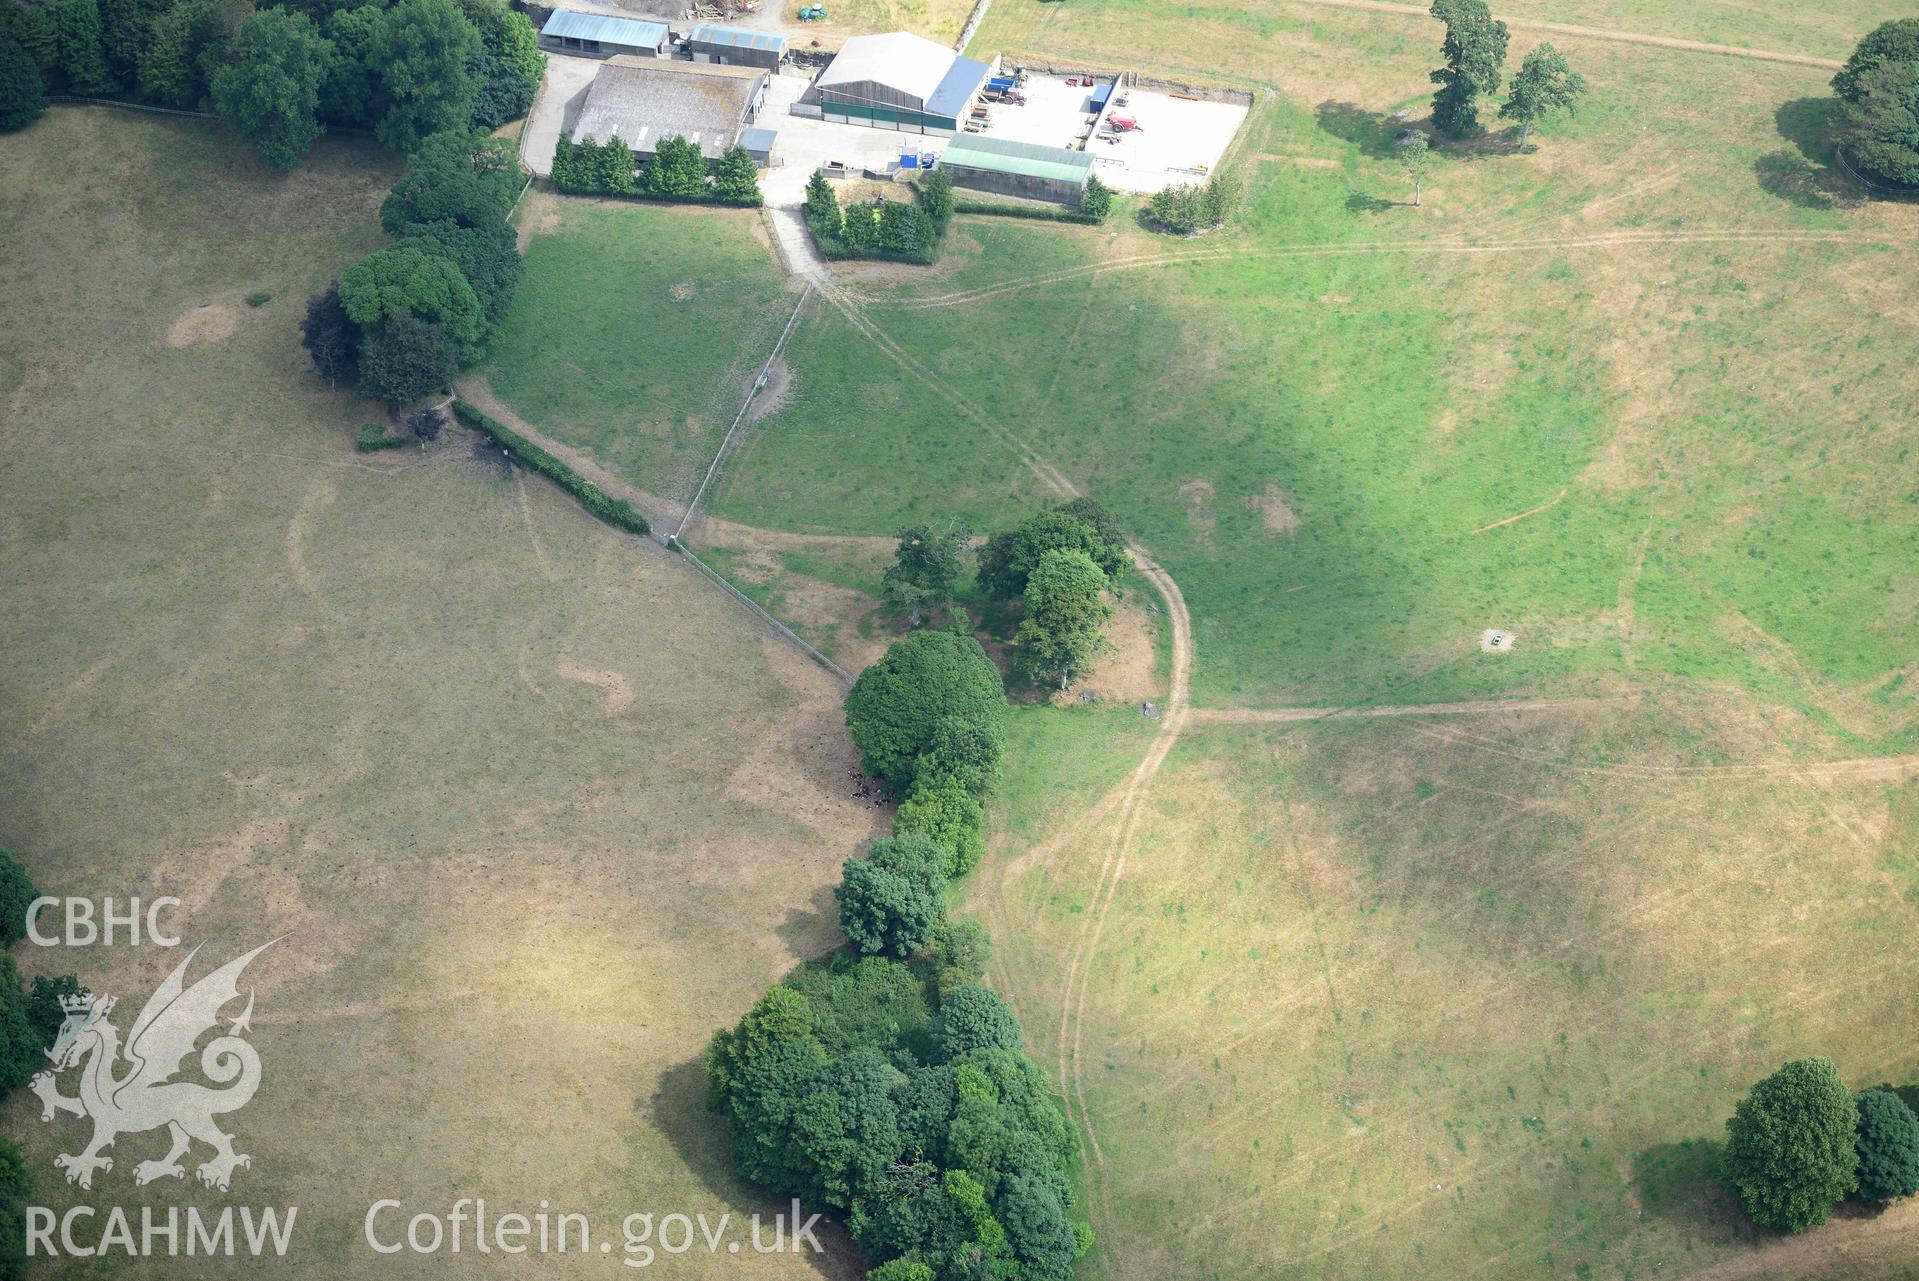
xmin=812 ymin=32 xmax=993 ymax=137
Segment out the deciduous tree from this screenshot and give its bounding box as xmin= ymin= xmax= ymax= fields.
xmin=210 ymin=8 xmax=335 ymax=169
xmin=1013 ymin=548 xmax=1112 ymax=689
xmin=918 ymin=166 xmax=953 ymax=231
xmin=1499 ymin=42 xmax=1585 ymax=149
xmin=367 ymin=0 xmax=479 ymax=154
xmin=355 ymin=313 xmax=458 ymax=406
xmin=1429 ymin=0 xmax=1509 ymax=139
xmin=1397 ymin=129 xmax=1430 ymax=205
xmin=453 ymin=0 xmax=540 ymax=129
xmin=836 ymin=834 xmax=946 ymax=958
xmin=882 ymin=519 xmax=971 ymax=624
xmin=1833 ymin=18 xmax=1919 ymax=102
xmin=339 ymin=245 xmax=484 ymax=357
xmin=0 ymin=850 xmax=37 ymax=946
xmin=845 ymin=629 xmax=1005 ymax=793
xmin=53 ymin=0 xmax=112 ymax=96
xmin=1724 ymin=1057 xmax=1859 ymax=1231
xmin=1836 ymin=59 xmax=1919 ymax=186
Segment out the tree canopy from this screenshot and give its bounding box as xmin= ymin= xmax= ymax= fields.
xmin=1833 ymin=18 xmax=1919 ymax=102
xmin=882 ymin=519 xmax=971 ymax=624
xmin=844 ymin=629 xmax=1005 ymax=793
xmin=0 ymin=30 xmax=48 ymax=131
xmin=367 ymin=0 xmax=479 ymax=154
xmin=1429 ymin=0 xmax=1509 ymax=138
xmin=339 ymin=244 xmax=484 ymax=356
xmin=1855 ymin=1088 xmax=1919 ymax=1203
xmin=1836 ymin=59 xmax=1919 ymax=186
xmin=1499 ymin=42 xmax=1584 ymax=149
xmin=210 ymin=8 xmax=335 ymax=169
xmin=453 ymin=0 xmax=540 ymax=129
xmin=1723 ymin=1057 xmax=1860 ymax=1231
xmin=1014 ymin=548 xmax=1113 ymax=690
xmin=355 ymin=312 xmax=458 ymax=406
xmin=978 ymin=502 xmax=1127 ymax=598
xmin=836 ymin=834 xmax=946 ymax=958
xmin=0 ymin=850 xmax=37 ymax=947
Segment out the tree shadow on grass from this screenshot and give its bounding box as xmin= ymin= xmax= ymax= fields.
xmin=1345 ymin=191 xmax=1396 ymax=215
xmin=1760 ymin=99 xmax=1864 ymax=209
xmin=1316 ymin=100 xmax=1405 ymax=159
xmin=1632 ymin=1138 xmax=1759 ymax=1245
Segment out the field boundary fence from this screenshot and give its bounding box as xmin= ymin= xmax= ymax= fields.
xmin=671 ymin=543 xmax=854 ymax=685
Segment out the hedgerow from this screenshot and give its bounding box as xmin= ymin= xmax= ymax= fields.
xmin=450 ymin=400 xmax=649 ymax=536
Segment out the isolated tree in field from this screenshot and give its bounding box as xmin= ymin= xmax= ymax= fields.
xmin=844 ymin=629 xmax=1005 ymax=792
xmin=1428 ymin=0 xmax=1509 ymax=139
xmin=300 ymin=281 xmax=361 ymax=388
xmin=1723 ymin=1057 xmax=1859 ymax=1231
xmin=210 ymin=9 xmax=335 ymax=169
xmin=836 ymin=833 xmax=946 ymax=957
xmin=356 ymin=313 xmax=457 ymax=406
xmin=882 ymin=519 xmax=971 ymax=624
xmin=338 ymin=245 xmax=485 ymax=357
xmin=1499 ymin=43 xmax=1585 ymax=149
xmin=1014 ymin=548 xmax=1113 ymax=689
xmin=367 ymin=0 xmax=480 ymax=154
xmin=54 ymin=0 xmax=112 ymax=95
xmin=1397 ymin=129 xmax=1430 ymax=205
xmin=1854 ymin=1088 xmax=1919 ymax=1203
xmin=1833 ymin=18 xmax=1919 ymax=102
xmin=0 ymin=31 xmax=47 ymax=131
xmin=453 ymin=0 xmax=541 ymax=129
xmin=714 ymin=144 xmax=761 ymax=205
xmin=1835 ymin=60 xmax=1919 ymax=186
xmin=0 ymin=850 xmax=38 ymax=946
xmin=1079 ymin=171 xmax=1113 ymax=219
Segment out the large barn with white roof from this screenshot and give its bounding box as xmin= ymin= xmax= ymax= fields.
xmin=812 ymin=32 xmax=994 ymax=136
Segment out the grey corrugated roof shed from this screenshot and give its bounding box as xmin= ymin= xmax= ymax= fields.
xmin=818 ymin=31 xmax=988 ymax=116
xmin=739 ymin=126 xmax=778 ymax=151
xmin=541 ymin=9 xmax=668 ymax=48
xmin=939 ymin=135 xmax=1094 ymax=184
xmin=689 ymin=24 xmax=787 ymax=53
xmin=571 ymin=58 xmax=768 ymax=159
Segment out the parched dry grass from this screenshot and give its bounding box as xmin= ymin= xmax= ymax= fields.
xmin=0 ymin=109 xmax=877 ymax=1278
xmin=976 ymin=694 xmax=1919 ymax=1281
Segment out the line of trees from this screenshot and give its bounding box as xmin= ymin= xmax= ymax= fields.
xmin=550 ymin=133 xmax=762 ymax=206
xmin=0 ymin=0 xmax=541 ymax=168
xmin=711 ymin=627 xmax=1093 ymax=1281
xmin=302 ymin=126 xmax=524 ymax=405
xmin=1723 ymin=1057 xmax=1919 ymax=1233
xmin=1143 ymin=166 xmax=1240 ymax=235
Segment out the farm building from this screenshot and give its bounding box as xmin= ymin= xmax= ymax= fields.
xmin=570 ymin=57 xmax=770 ymax=161
xmin=739 ymin=126 xmax=778 ymax=167
xmin=937 ymin=135 xmax=1095 ymax=205
xmin=540 ymin=9 xmax=668 ymax=58
xmin=813 ymin=32 xmax=994 ymax=136
xmin=686 ymin=24 xmax=787 ymax=71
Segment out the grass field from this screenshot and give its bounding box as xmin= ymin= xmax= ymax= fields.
xmin=480 ymin=192 xmax=796 ymax=523
xmin=0 ymin=110 xmax=874 ymax=1278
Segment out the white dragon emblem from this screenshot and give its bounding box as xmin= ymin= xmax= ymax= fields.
xmin=31 ymin=940 xmax=278 ymax=1192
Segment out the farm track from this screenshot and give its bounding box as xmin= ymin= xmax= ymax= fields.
xmin=1275 ymin=0 xmax=1846 ymax=68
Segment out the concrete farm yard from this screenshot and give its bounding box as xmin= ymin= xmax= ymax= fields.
xmin=2 ymin=0 xmax=1918 ymax=1276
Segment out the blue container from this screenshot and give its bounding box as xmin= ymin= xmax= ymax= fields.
xmin=900 ymin=152 xmax=920 ymax=169
xmin=1090 ymin=82 xmax=1113 ymax=109
xmin=988 ymin=75 xmax=1016 ymax=92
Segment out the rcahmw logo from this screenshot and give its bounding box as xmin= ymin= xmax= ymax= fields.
xmin=27 ymin=939 xmax=300 ymax=1261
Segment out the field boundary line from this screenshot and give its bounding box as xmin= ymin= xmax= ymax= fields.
xmin=1472 ymin=487 xmax=1565 ymax=532
xmin=673 ymin=543 xmax=855 ymax=685
xmin=674 ymin=281 xmax=816 ymax=542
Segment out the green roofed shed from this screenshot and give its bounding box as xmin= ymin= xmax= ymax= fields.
xmin=937 ymin=135 xmax=1095 ymax=205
